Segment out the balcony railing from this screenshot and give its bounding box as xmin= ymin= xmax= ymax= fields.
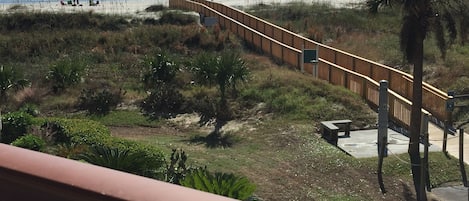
xmin=0 ymin=143 xmax=238 ymax=201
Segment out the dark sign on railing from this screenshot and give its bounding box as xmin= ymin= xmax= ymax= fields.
xmin=303 ymin=49 xmax=318 ymax=63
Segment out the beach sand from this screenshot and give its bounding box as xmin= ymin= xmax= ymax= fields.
xmin=0 ymin=0 xmax=361 ymax=16
xmin=0 ymin=0 xmax=169 ymax=16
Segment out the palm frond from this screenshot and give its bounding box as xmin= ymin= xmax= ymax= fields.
xmin=442 ymin=12 xmax=457 ymax=45
xmin=0 ymin=65 xmax=30 ymax=98
xmin=181 ymin=169 xmax=256 ymax=200
xmin=400 ymin=16 xmax=418 ymax=63
xmin=366 ymin=0 xmax=403 ymax=14
xmin=461 ymin=16 xmax=469 ymax=45
xmin=80 ymin=145 xmax=146 ymax=175
xmin=433 ymin=17 xmax=447 ymax=59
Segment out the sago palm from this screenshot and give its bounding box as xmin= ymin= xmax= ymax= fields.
xmin=80 ymin=145 xmax=148 ymax=176
xmin=180 ymin=168 xmax=256 ymax=200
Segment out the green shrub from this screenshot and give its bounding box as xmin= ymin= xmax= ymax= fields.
xmin=11 ymin=134 xmax=46 ymax=151
xmin=54 ymin=143 xmax=88 ymax=159
xmin=44 ymin=118 xmax=166 ymax=178
xmin=140 ymin=84 xmax=185 ymax=119
xmin=46 ymin=58 xmax=85 ymax=93
xmin=43 ymin=118 xmax=111 ymax=145
xmin=80 ymin=143 xmax=166 ymax=179
xmin=80 ymin=145 xmax=153 ymax=176
xmin=1 ymin=111 xmax=34 ymax=144
xmin=77 ymin=88 xmax=124 ymax=115
xmin=141 ymin=53 xmax=178 ymax=90
xmin=107 ymin=138 xmax=166 ymax=178
xmin=191 ymin=52 xmax=218 ymax=86
xmin=18 ymin=104 xmax=40 ymax=117
xmin=181 ymin=168 xmax=256 ymax=200
xmin=0 ymin=65 xmax=30 ymax=100
xmin=164 ymin=149 xmax=203 ymax=184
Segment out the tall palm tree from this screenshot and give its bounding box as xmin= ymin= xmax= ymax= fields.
xmin=192 ymin=51 xmax=249 ymax=103
xmin=368 ymin=0 xmax=458 ymax=200
xmin=191 ymin=51 xmax=249 ymax=145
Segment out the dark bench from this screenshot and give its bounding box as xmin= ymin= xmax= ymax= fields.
xmin=320 ymin=120 xmax=352 ymax=145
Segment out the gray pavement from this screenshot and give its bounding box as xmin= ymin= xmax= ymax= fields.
xmin=335 ymin=125 xmax=469 ymax=201
xmin=428 ymin=123 xmax=469 ymax=164
xmin=432 ymin=186 xmax=468 ymax=201
xmin=337 ymin=128 xmax=440 ymax=158
xmin=337 ymin=124 xmax=469 ymax=161
xmin=427 ymin=123 xmax=469 ymax=201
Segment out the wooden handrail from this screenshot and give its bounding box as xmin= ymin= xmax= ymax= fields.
xmin=0 ymin=144 xmax=237 ymax=201
xmin=320 ymin=59 xmax=430 ymax=113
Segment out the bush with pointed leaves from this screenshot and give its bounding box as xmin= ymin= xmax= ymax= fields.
xmin=180 ymin=168 xmax=256 ymax=200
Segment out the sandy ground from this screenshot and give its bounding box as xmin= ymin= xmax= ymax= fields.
xmin=0 ymin=0 xmax=168 ymax=16
xmin=428 ymin=123 xmax=469 ymax=164
xmin=0 ymin=0 xmax=363 ymax=16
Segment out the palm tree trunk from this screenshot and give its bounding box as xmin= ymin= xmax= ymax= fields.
xmin=408 ymin=31 xmax=427 ymax=201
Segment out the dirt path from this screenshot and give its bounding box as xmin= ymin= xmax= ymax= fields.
xmin=109 ymin=125 xmax=182 ymax=139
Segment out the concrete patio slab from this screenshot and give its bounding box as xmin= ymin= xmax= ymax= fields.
xmin=337 ymin=129 xmax=440 ymax=158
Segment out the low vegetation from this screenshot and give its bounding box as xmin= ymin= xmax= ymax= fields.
xmin=0 ymin=4 xmax=468 ymax=200
xmin=180 ymin=168 xmax=256 ymax=200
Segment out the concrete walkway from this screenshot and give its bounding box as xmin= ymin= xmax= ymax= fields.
xmin=427 ymin=123 xmax=469 ymax=201
xmin=428 ymin=123 xmax=469 ymax=164
xmin=336 ymin=123 xmax=469 ymax=201
xmin=337 ymin=128 xmax=441 ymax=158
xmin=336 ymin=122 xmax=469 ymax=163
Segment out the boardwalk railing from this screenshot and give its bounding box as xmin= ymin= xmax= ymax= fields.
xmin=169 ymin=0 xmax=445 ymax=128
